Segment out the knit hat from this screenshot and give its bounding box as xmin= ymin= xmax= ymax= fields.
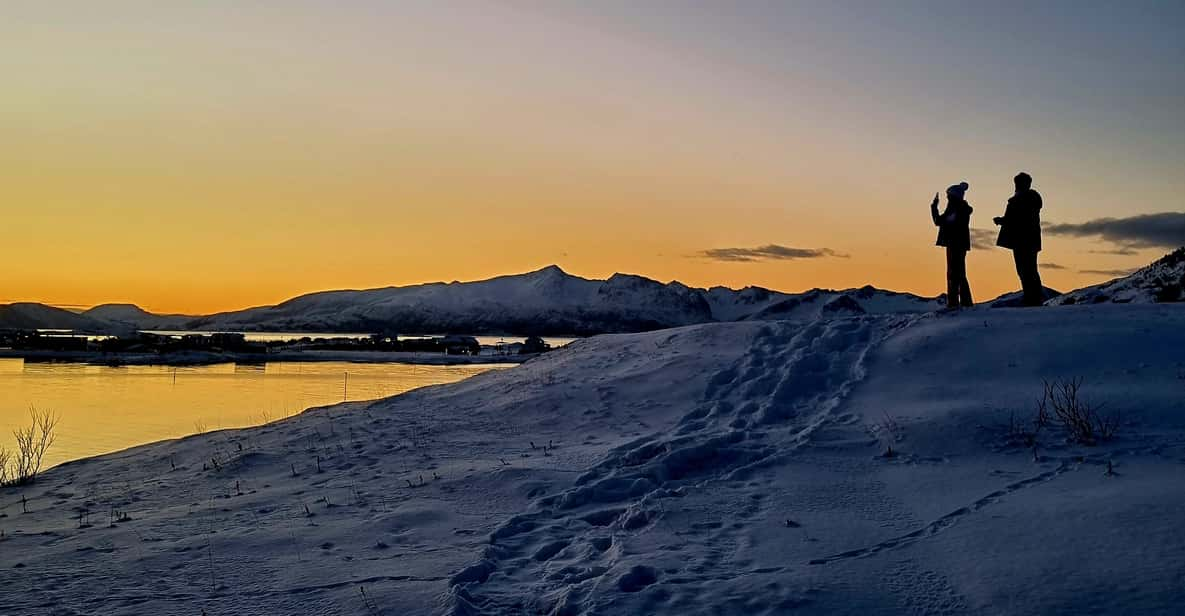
xmin=946 ymin=182 xmax=969 ymax=199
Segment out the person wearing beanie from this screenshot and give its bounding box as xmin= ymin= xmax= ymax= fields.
xmin=994 ymin=172 xmax=1044 ymax=307
xmin=930 ymin=181 xmax=974 ymax=309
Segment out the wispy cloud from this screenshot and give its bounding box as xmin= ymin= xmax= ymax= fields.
xmin=1039 ymin=262 xmax=1068 ymax=270
xmin=1044 ymin=212 xmax=1185 ymax=249
xmin=1079 ymin=267 xmax=1138 ymax=277
xmin=696 ymin=244 xmax=849 ymax=263
xmin=1087 ymin=247 xmax=1140 ymax=256
xmin=970 ymin=228 xmax=999 ymax=249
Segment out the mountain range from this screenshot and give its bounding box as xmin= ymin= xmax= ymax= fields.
xmin=78 ymin=266 xmax=944 ymax=336
xmin=3 ymin=249 xmax=1181 ymax=336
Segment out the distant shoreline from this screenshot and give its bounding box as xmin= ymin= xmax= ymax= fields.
xmin=0 ymin=348 xmax=531 ymax=367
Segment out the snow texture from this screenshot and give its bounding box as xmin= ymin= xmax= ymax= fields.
xmin=2 ymin=302 xmax=1184 ymax=615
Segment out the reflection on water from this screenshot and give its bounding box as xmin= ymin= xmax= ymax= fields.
xmin=140 ymin=330 xmax=577 ymax=347
xmin=0 ymin=358 xmax=510 ymax=469
xmin=142 ymin=330 xmax=376 ymax=342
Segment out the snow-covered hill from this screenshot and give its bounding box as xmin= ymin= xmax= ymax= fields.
xmin=1049 ymin=247 xmax=1185 ymax=305
xmin=91 ymin=267 xmax=942 ymax=336
xmin=0 ymin=302 xmax=124 ymax=333
xmin=82 ymin=303 xmax=197 ymax=331
xmin=3 ymin=303 xmax=1183 ymax=614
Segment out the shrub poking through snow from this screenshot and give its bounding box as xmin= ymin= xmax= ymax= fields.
xmin=359 ymin=586 xmax=379 ymax=615
xmin=0 ymin=406 xmax=60 ymax=487
xmin=1040 ymin=378 xmax=1119 ymax=445
xmin=874 ymin=411 xmax=902 ymax=458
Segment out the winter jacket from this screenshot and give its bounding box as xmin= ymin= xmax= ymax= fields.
xmin=996 ymin=189 xmax=1043 ymax=252
xmin=932 ymin=198 xmax=973 ymax=252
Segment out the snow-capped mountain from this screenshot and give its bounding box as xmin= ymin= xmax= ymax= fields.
xmin=98 ymin=266 xmax=941 ymax=336
xmin=172 ymin=266 xmax=714 ymax=336
xmin=21 ymin=251 xmax=1180 ymax=336
xmin=1049 ymin=247 xmax=1185 ymax=305
xmin=745 ymin=285 xmax=943 ymax=320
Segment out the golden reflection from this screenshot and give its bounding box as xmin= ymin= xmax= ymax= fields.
xmin=0 ymin=361 xmax=510 ymax=469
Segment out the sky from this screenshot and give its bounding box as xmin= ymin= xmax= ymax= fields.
xmin=2 ymin=0 xmax=1183 ymax=314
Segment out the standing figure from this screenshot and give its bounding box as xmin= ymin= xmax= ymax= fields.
xmin=931 ymin=182 xmax=974 ymax=309
xmin=994 ymin=172 xmax=1044 ymax=306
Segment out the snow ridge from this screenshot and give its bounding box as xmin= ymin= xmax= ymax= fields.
xmin=1050 ymin=247 xmax=1185 ymax=305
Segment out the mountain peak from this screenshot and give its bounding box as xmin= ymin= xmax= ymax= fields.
xmin=516 ymin=265 xmax=580 ymax=286
xmin=529 ymin=264 xmax=568 ymax=277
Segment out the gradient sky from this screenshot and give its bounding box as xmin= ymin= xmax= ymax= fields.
xmin=3 ymin=1 xmax=1183 ymax=313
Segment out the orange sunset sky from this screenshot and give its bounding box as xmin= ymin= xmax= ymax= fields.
xmin=3 ymin=2 xmax=1182 ymax=314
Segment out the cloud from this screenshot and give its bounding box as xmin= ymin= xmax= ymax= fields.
xmin=1087 ymin=247 xmax=1140 ymax=256
xmin=970 ymin=228 xmax=999 ymax=249
xmin=696 ymin=244 xmax=849 ymax=262
xmin=1044 ymin=212 xmax=1185 ymax=249
xmin=1039 ymin=262 xmax=1068 ymax=270
xmin=1078 ymin=267 xmax=1139 ymax=277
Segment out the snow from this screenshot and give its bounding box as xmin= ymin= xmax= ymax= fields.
xmin=987 ymin=286 xmax=1062 ymax=308
xmin=14 ymin=253 xmax=1185 ymax=337
xmin=745 ymin=286 xmax=941 ymax=320
xmin=185 ymin=266 xmax=717 ymax=335
xmin=702 ymin=286 xmax=792 ymax=322
xmin=16 ymin=266 xmax=1113 ymax=338
xmin=1050 ymin=247 xmax=1185 ymax=305
xmin=65 ymin=267 xmax=946 ymax=336
xmin=3 ymin=302 xmax=1183 ymax=615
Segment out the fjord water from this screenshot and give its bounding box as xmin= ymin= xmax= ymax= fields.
xmin=0 ymin=359 xmax=511 ymax=469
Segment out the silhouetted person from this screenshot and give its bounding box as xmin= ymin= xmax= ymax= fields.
xmin=931 ymin=182 xmax=974 ymax=309
xmin=994 ymin=172 xmax=1043 ymax=306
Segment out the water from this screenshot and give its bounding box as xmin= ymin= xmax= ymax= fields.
xmin=0 ymin=358 xmax=512 ymax=470
xmin=140 ymin=330 xmax=577 ymax=347
xmin=141 ymin=330 xmax=376 ymax=342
